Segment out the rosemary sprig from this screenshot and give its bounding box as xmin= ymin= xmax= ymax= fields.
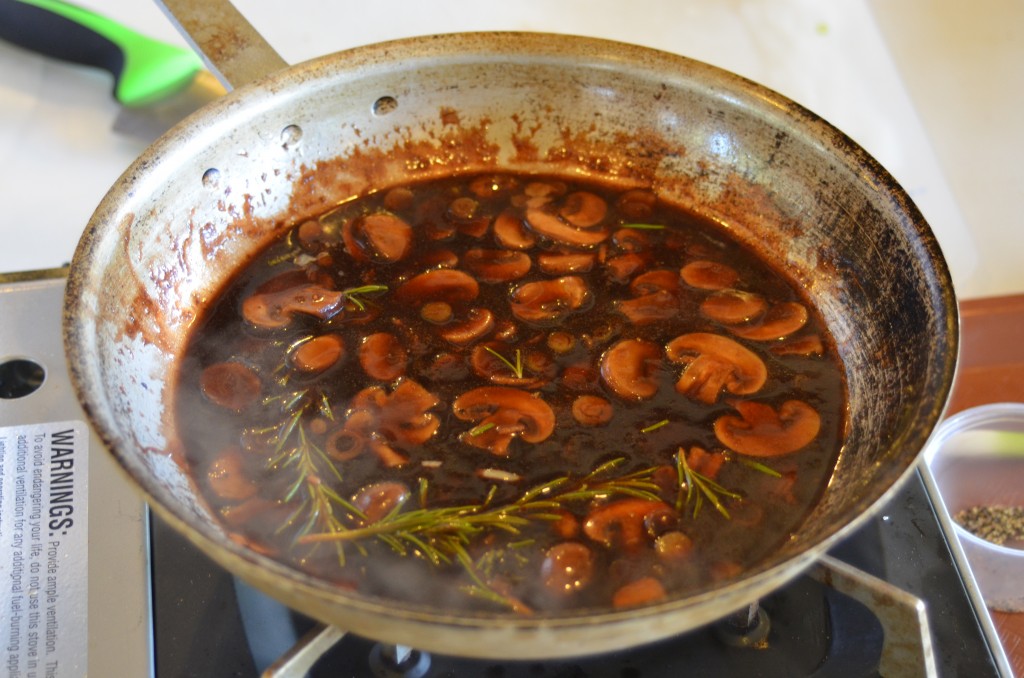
xmin=297 ymin=457 xmax=662 ymax=553
xmin=641 ymin=419 xmax=669 ymax=433
xmin=737 ymin=457 xmax=782 ymax=478
xmin=468 ymin=421 xmax=497 ymax=436
xmin=483 ymin=346 xmax=523 ymax=379
xmin=674 ymin=448 xmax=742 ymax=519
xmin=260 ymin=390 xmax=358 ymax=562
xmin=341 ymin=284 xmax=389 ymax=310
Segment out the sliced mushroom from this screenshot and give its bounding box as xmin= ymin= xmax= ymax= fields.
xmin=200 ymin=362 xmax=261 ymax=411
xmin=524 ymin=207 xmax=610 ymax=248
xmin=469 ymin=342 xmax=545 ymax=387
xmin=439 ymin=308 xmax=495 ymax=346
xmin=571 ymin=395 xmax=614 ymax=426
xmin=654 ymin=531 xmax=695 ymax=562
xmin=604 ymin=253 xmax=647 ymax=283
xmin=680 ymin=260 xmax=739 ymax=290
xmin=452 ymin=386 xmax=555 ymax=456
xmin=296 ymin=219 xmax=331 ymax=252
xmin=629 ymin=269 xmax=680 ymax=296
xmin=770 ymin=333 xmax=824 ymax=357
xmin=541 ymin=542 xmax=596 ymax=597
xmin=615 ymin=290 xmax=679 ymax=325
xmin=714 ymin=399 xmax=821 ymax=457
xmin=728 ymin=301 xmax=808 ymax=341
xmin=509 ymin=276 xmax=591 ymax=325
xmin=395 ymin=269 xmax=479 ymax=305
xmin=417 ymin=351 xmax=470 ymax=382
xmin=546 ymin=331 xmax=576 ymax=354
xmin=418 ymin=248 xmax=459 ymax=269
xmin=612 ymin=227 xmax=656 ymax=253
xmin=242 ymin=284 xmax=345 ymax=329
xmin=537 ymin=252 xmax=596 ymax=275
xmin=463 ymin=248 xmax=531 ymax=283
xmin=342 ymin=212 xmax=413 ymax=262
xmin=349 ymin=379 xmax=442 ymax=447
xmin=420 ymin=301 xmax=454 ymax=324
xmin=665 ymin=333 xmax=767 ymax=404
xmin=358 ymin=332 xmax=408 ymax=381
xmin=550 ymin=510 xmax=581 ymax=539
xmin=382 ymin=186 xmax=415 ymax=211
xmin=684 ymin=446 xmax=726 ymax=481
xmin=700 ymin=290 xmax=768 ymax=325
xmin=352 ymin=481 xmax=410 ymax=523
xmin=558 ymin=191 xmax=608 ymax=228
xmin=324 ymin=425 xmax=367 ymax=462
xmin=561 ymin=364 xmax=601 ymax=392
xmin=492 ymin=209 xmax=537 ymax=250
xmin=290 ymin=334 xmax=345 ymax=373
xmin=600 ymin=338 xmax=662 ymax=400
xmin=612 ymin=577 xmax=667 ymax=608
xmin=583 ymin=498 xmax=674 ymax=551
xmin=446 ymin=197 xmax=491 ymax=237
xmin=615 ymin=189 xmax=657 ymax=221
xmin=206 ymin=447 xmax=256 ymax=502
xmin=523 ymin=180 xmax=566 ymax=206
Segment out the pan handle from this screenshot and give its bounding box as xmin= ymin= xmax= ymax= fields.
xmin=155 ymin=0 xmax=288 ymax=91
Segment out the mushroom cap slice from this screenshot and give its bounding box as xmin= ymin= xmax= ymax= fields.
xmin=700 ymin=289 xmax=768 ymax=325
xmin=558 ymin=191 xmax=608 ymax=228
xmin=714 ymin=399 xmax=821 ymax=457
xmin=395 ymin=269 xmax=479 ymax=305
xmin=583 ymin=498 xmax=673 ymax=551
xmin=358 ymin=332 xmax=409 ymax=381
xmin=600 ymin=338 xmax=662 ymax=400
xmin=665 ymin=333 xmax=768 ymax=403
xmin=342 ymin=212 xmax=414 ymax=262
xmin=241 ymin=284 xmax=345 ymax=329
xmin=348 ymin=379 xmax=441 ymax=447
xmin=615 ymin=290 xmax=679 ymax=325
xmin=492 ymin=209 xmax=537 ymax=250
xmin=439 ymin=308 xmax=495 ymax=347
xmin=509 ymin=276 xmax=591 ymax=325
xmin=452 ymin=386 xmax=556 ymax=455
xmin=463 ymin=248 xmax=532 ymax=283
xmin=728 ymin=301 xmax=809 ymax=341
xmin=525 ymin=207 xmax=611 ymax=247
xmin=680 ymin=260 xmax=739 ymax=290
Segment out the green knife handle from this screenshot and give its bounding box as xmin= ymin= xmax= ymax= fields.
xmin=0 ymin=0 xmax=202 ymax=106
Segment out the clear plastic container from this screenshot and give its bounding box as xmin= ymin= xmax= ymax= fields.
xmin=923 ymin=403 xmax=1024 ymax=612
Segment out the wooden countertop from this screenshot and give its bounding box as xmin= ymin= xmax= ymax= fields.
xmin=945 ymin=294 xmax=1024 ymax=676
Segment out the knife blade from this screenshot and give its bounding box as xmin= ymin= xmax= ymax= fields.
xmin=0 ymin=0 xmax=225 ymax=142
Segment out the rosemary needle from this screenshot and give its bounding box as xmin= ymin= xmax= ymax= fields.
xmin=483 ymin=346 xmax=523 ymax=379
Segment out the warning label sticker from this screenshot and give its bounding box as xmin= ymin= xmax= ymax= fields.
xmin=0 ymin=422 xmax=88 ymax=677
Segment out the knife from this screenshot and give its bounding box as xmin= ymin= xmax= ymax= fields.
xmin=0 ymin=0 xmax=226 ymax=141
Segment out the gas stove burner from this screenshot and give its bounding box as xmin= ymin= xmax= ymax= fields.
xmin=368 ymin=643 xmax=431 ymax=678
xmin=714 ymin=602 xmax=771 ymax=649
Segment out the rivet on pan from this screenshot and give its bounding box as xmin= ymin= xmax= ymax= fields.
xmin=202 ymin=168 xmax=221 ymax=188
xmin=373 ymin=96 xmax=399 ymax=117
xmin=281 ymin=124 xmax=303 ymax=150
